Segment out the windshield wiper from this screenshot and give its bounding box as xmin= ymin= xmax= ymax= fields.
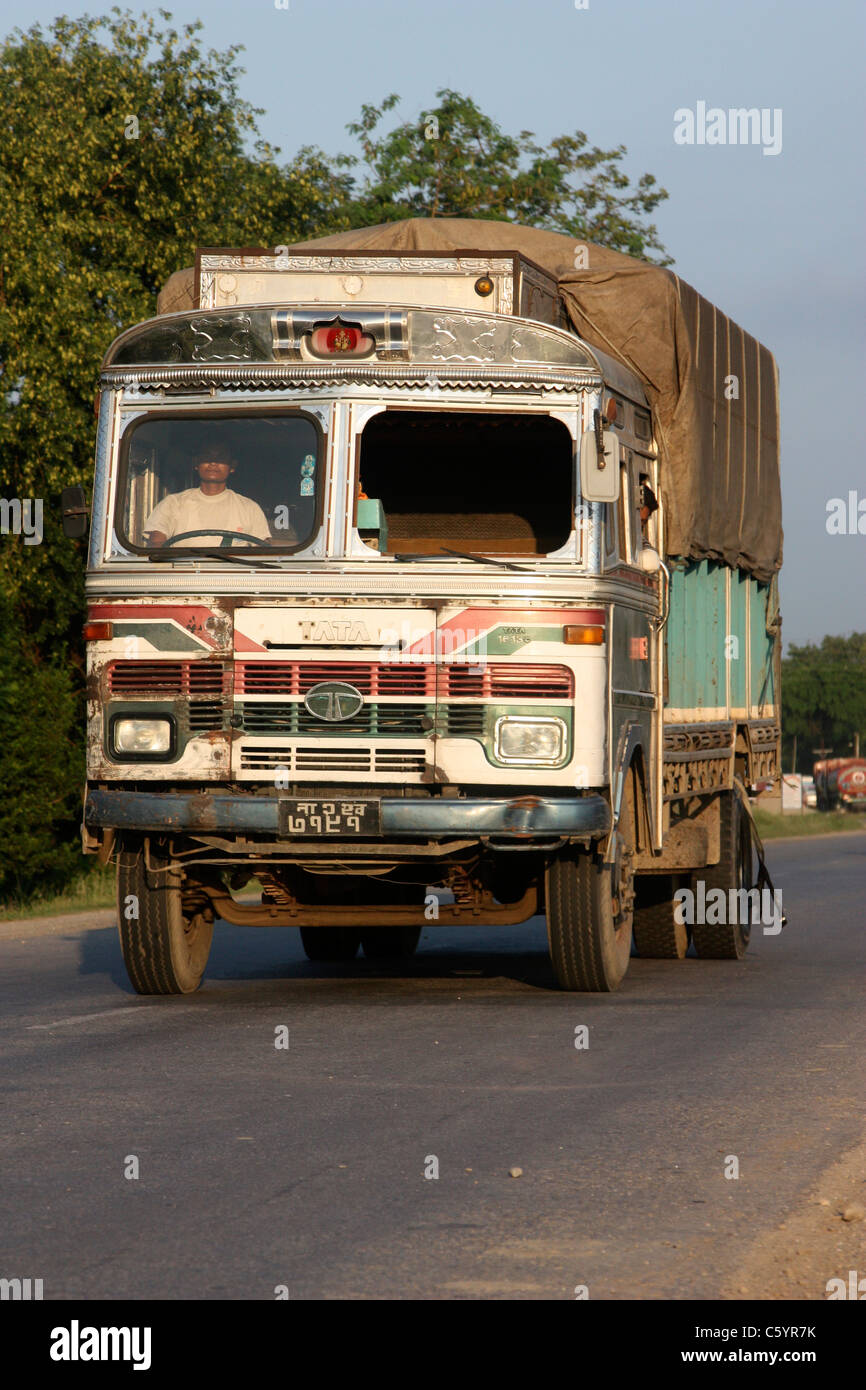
xmin=392 ymin=547 xmax=534 ymax=573
xmin=442 ymin=548 xmax=535 ymax=572
xmin=147 ymin=547 xmax=280 ymax=570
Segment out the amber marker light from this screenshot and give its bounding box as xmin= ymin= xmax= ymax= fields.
xmin=474 ymin=275 xmax=494 ymax=297
xmin=564 ymin=624 xmax=604 ymax=645
xmin=83 ymin=621 xmax=113 ymax=640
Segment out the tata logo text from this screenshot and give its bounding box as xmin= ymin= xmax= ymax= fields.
xmin=299 ymin=621 xmax=371 ymax=642
xmin=303 ymin=681 xmax=364 ymax=722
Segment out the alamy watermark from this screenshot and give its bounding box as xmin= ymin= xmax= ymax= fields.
xmin=826 ymin=1270 xmax=866 ymax=1299
xmin=0 ymin=497 xmax=43 ymax=545
xmin=50 ymin=1322 xmax=152 ymax=1370
xmin=1 ymin=1276 xmax=43 ymax=1300
xmin=675 ymin=880 xmax=783 ymax=934
xmin=826 ymin=491 xmax=866 ymax=535
xmin=674 ymin=103 xmax=782 ymax=157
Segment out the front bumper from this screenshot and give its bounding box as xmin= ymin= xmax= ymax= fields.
xmin=84 ymin=789 xmax=611 ymax=840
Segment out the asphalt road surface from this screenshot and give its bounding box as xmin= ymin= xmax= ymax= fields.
xmin=1 ymin=832 xmax=864 ymax=1301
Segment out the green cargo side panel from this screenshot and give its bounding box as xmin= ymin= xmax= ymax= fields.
xmin=666 ymin=561 xmax=777 ymax=720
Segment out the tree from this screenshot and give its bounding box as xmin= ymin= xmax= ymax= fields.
xmin=0 ymin=8 xmax=347 ymax=900
xmin=782 ymin=634 xmax=866 ymax=773
xmin=342 ymin=89 xmax=672 ymax=264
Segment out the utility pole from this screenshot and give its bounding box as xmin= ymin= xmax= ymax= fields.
xmin=791 ymin=733 xmax=797 ymax=773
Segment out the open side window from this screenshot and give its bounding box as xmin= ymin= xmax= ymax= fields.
xmin=355 ymin=410 xmax=573 ymax=557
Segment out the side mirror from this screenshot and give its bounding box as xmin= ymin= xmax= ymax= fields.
xmin=638 ymin=546 xmax=662 ymax=573
xmin=580 ymin=426 xmax=620 ymax=503
xmin=61 ymin=485 xmax=89 ymax=539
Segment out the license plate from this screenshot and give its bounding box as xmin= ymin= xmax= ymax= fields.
xmin=278 ymin=798 xmax=381 ymax=836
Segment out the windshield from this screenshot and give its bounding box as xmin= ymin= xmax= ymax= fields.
xmin=355 ymin=410 xmax=573 ymax=557
xmin=116 ymin=411 xmax=320 ymax=553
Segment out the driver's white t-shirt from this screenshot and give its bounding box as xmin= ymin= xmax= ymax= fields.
xmin=144 ymin=488 xmax=271 ymax=546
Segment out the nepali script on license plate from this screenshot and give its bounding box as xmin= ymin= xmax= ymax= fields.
xmin=278 ymin=799 xmax=381 ymax=836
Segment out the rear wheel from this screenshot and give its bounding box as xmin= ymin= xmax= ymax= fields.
xmin=359 ymin=882 xmax=424 ymax=959
xmin=299 ymin=928 xmax=362 ymax=962
xmin=632 ymin=874 xmax=690 ymax=959
xmin=117 ymin=845 xmax=213 ymax=994
xmin=691 ymin=790 xmax=754 ymax=959
xmin=361 ymin=926 xmax=422 ymax=960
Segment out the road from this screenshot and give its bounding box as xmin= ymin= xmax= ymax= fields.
xmin=1 ymin=832 xmax=864 ymax=1300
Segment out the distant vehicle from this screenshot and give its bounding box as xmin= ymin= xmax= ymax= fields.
xmin=749 ymin=778 xmax=775 ymax=798
xmin=801 ymin=776 xmax=817 ymax=809
xmin=814 ymin=758 xmax=866 ymax=811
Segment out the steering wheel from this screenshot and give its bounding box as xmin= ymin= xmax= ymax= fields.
xmin=161 ymin=528 xmax=267 ymax=549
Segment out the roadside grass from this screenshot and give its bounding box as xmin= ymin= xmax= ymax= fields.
xmin=753 ymin=809 xmax=866 ymax=840
xmin=0 ymin=866 xmax=116 ymax=921
xmin=0 ymin=868 xmax=265 ymax=921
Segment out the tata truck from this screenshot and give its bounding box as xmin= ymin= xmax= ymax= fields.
xmin=65 ymin=219 xmax=783 ymax=993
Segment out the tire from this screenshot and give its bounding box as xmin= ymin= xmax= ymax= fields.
xmin=691 ymin=790 xmax=754 ymax=959
xmin=117 ymin=846 xmax=213 ymax=995
xmin=632 ymin=874 xmax=690 ymax=958
xmin=546 ymin=846 xmax=634 ymax=991
xmin=546 ymin=774 xmax=637 ymax=994
xmin=361 ymin=926 xmax=422 ymax=960
xmin=299 ymin=928 xmax=362 ymax=962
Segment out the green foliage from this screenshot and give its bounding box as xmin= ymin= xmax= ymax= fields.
xmin=0 ymin=7 xmax=345 ymax=629
xmin=0 ymin=585 xmax=83 ymax=900
xmin=781 ymin=633 xmax=866 ymax=772
xmin=0 ymin=8 xmax=346 ymax=901
xmin=343 ymin=89 xmax=672 ymax=263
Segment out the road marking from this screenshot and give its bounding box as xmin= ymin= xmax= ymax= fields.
xmin=28 ymin=1007 xmax=176 ymax=1030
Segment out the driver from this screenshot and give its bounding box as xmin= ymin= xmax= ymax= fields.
xmin=144 ymin=441 xmax=271 ymax=547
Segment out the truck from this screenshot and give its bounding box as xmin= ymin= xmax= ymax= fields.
xmin=814 ymin=758 xmax=866 ymax=811
xmin=63 ymin=218 xmax=783 ymax=994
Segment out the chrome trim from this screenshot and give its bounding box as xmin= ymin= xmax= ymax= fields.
xmin=270 ymin=308 xmax=409 ymax=361
xmin=493 ymin=715 xmax=567 ymax=767
xmin=653 ymin=558 xmax=671 ymax=633
xmin=84 ymin=571 xmax=597 ymax=598
xmin=100 ymin=363 xmax=600 ymax=392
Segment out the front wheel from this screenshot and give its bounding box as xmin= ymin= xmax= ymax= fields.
xmin=545 ymin=838 xmax=634 ymax=992
xmin=117 ymin=846 xmax=213 ymax=994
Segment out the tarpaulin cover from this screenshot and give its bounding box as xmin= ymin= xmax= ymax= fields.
xmin=158 ymin=218 xmax=782 ymax=579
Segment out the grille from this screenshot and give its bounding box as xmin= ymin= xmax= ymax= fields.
xmin=239 ymin=745 xmax=427 ymax=774
xmin=108 ymin=660 xmax=228 ymax=696
xmin=444 ymin=663 xmax=573 ymax=699
xmin=186 ymin=701 xmax=226 ymax=732
xmin=235 ymin=660 xmax=571 ymax=699
xmin=443 ymin=705 xmax=486 ymax=737
xmin=236 ymin=661 xmax=433 ymax=697
xmin=237 ymin=701 xmax=431 ymax=737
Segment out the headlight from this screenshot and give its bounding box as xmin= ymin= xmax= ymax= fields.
xmin=494 ymin=716 xmax=566 ymax=765
xmin=112 ymin=717 xmax=172 ymax=755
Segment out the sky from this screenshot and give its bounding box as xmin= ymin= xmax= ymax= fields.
xmin=4 ymin=0 xmax=864 ymax=647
